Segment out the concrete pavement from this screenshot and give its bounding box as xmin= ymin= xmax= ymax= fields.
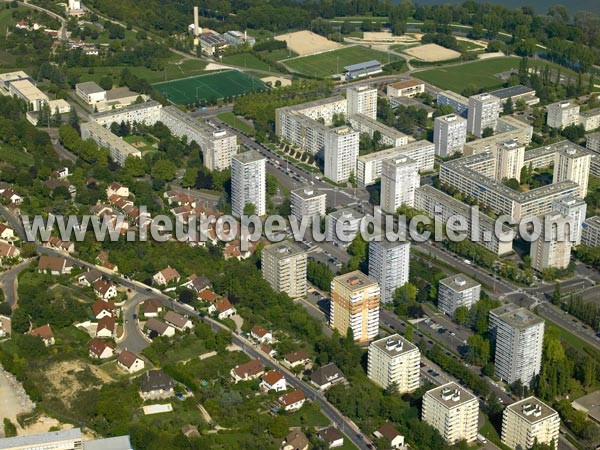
xmin=0 ymin=260 xmax=31 ymax=308
xmin=118 ymin=293 xmax=152 ymax=354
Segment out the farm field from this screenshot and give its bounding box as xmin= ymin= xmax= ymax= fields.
xmin=283 ymin=45 xmax=402 ymax=78
xmin=153 ymin=70 xmax=267 ymax=104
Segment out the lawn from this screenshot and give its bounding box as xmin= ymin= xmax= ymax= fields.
xmin=286 ymin=403 xmax=330 ymax=427
xmin=221 ymin=53 xmax=272 ymax=71
xmin=124 ymin=134 xmax=158 ymax=153
xmin=0 ymin=145 xmax=34 ymax=167
xmin=217 ymin=112 xmax=255 ymax=136
xmin=414 ymin=57 xmax=522 ymax=92
xmin=283 ymin=45 xmax=402 ymax=78
xmin=457 ymin=40 xmax=486 ymax=51
xmin=258 ymin=48 xmax=298 ymax=63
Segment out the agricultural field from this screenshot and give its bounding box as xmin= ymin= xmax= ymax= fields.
xmin=153 ymin=70 xmax=267 ymax=104
xmin=283 ymin=45 xmax=402 ymax=78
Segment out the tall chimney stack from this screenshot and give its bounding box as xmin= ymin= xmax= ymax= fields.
xmin=193 ymin=6 xmax=199 ymax=36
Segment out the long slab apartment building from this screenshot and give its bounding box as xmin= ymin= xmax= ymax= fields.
xmin=89 ymin=100 xmax=238 ymax=171
xmin=439 ymin=141 xmax=591 ymax=221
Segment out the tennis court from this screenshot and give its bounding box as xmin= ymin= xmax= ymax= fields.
xmin=152 ymin=70 xmax=267 ymax=104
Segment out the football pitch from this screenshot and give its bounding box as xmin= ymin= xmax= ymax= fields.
xmin=152 ymin=70 xmax=267 ymax=105
xmin=283 ymin=45 xmax=403 ymax=78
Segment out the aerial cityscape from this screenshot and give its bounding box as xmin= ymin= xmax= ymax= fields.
xmin=0 ymin=0 xmax=599 ymax=449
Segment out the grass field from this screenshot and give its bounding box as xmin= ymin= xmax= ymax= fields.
xmin=153 ymin=70 xmax=267 ymax=104
xmin=258 ymin=48 xmax=298 ymax=63
xmin=414 ymin=57 xmax=522 ymax=92
xmin=221 ymin=53 xmax=271 ymax=71
xmin=283 ymin=45 xmax=402 ymax=78
xmin=0 ymin=146 xmax=35 ymax=167
xmin=123 ymin=134 xmax=157 ymax=153
xmin=217 ymin=112 xmax=255 ymax=136
xmin=457 ymin=40 xmax=486 ymax=51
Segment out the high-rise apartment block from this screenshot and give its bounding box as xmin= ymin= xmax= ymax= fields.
xmin=438 ymin=275 xmax=481 ymax=317
xmin=290 ymin=187 xmax=326 ymax=223
xmin=467 ymin=93 xmax=501 ymax=137
xmin=368 ymin=240 xmax=410 ymax=303
xmin=501 ymin=397 xmax=560 ymax=450
xmin=489 ymin=304 xmax=544 ymax=386
xmin=324 ymin=127 xmax=360 ymax=183
xmin=434 ymin=114 xmax=467 ymax=157
xmin=231 ymin=150 xmax=266 ymax=217
xmin=582 ymin=216 xmax=600 ymax=247
xmin=347 ymin=85 xmax=377 ymax=120
xmin=262 ymin=241 xmax=307 ymax=298
xmin=437 ymin=90 xmax=469 ymax=117
xmin=546 ymin=100 xmax=580 ymax=129
xmin=348 ymin=114 xmax=408 ymax=148
xmin=326 ymin=208 xmax=363 ymax=248
xmin=494 ymin=139 xmax=525 ymax=182
xmin=552 ymin=196 xmax=587 ymax=245
xmin=380 ymin=156 xmax=419 ymax=212
xmin=329 ymin=271 xmax=380 ymax=342
xmin=422 ymin=382 xmax=479 ymax=444
xmin=367 ymin=334 xmax=420 ymax=392
xmin=552 ymin=142 xmax=592 ymax=199
xmin=585 ymin=131 xmax=600 ymax=176
xmin=530 ymin=213 xmax=573 ymax=271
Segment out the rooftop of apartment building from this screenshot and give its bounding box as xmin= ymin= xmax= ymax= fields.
xmin=384 ymin=155 xmax=417 ymax=168
xmin=438 ymin=90 xmax=468 ymax=103
xmin=371 ymin=334 xmax=417 ymax=357
xmin=490 ymin=304 xmax=544 ymax=329
xmin=358 ymin=145 xmax=417 ymax=163
xmin=278 ymin=95 xmax=345 ymax=113
xmin=507 ymin=397 xmax=557 ymax=423
xmin=349 ymin=113 xmax=408 ymax=138
xmin=470 ymin=92 xmax=498 ymax=102
xmin=436 ymin=113 xmax=466 ymax=124
xmin=579 ymin=107 xmax=600 ymax=117
xmin=233 ymin=149 xmax=264 ymax=164
xmin=334 ymin=270 xmax=377 ymax=291
xmin=490 ymin=85 xmax=536 ymax=100
xmin=328 ymin=207 xmax=363 ymax=221
xmin=547 ymin=99 xmax=578 ymax=109
xmin=291 ymin=187 xmax=326 ymax=199
xmin=526 ymin=140 xmax=592 ymax=160
xmin=440 ymin=274 xmax=480 ymax=292
xmin=426 ymin=382 xmax=477 ymax=408
xmin=584 ymin=215 xmax=600 ymax=228
xmin=330 ymin=126 xmax=357 ymax=136
xmin=263 ymin=241 xmax=305 ymax=259
xmin=91 ymin=99 xmax=162 ymax=119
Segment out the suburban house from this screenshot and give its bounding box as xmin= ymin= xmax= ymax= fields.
xmin=78 ymin=269 xmax=102 ymax=287
xmin=182 ymin=274 xmax=211 ymax=293
xmin=0 ymin=223 xmax=15 ymax=240
xmin=28 ymin=324 xmax=55 ymax=346
xmin=94 ymin=279 xmax=118 ymax=300
xmin=0 ymin=242 xmax=20 ymax=263
xmin=373 ymin=424 xmax=405 ymax=449
xmin=142 ymin=298 xmax=163 ymax=318
xmin=117 ymin=350 xmax=145 ymax=373
xmin=198 ymin=289 xmax=219 ymax=303
xmin=208 ymin=298 xmax=237 ymax=320
xmin=278 ymin=390 xmax=306 ymax=412
xmin=317 ymin=427 xmax=344 ymax=448
xmin=251 ymin=325 xmax=273 ymax=344
xmin=181 ymin=425 xmax=200 ymax=439
xmin=164 ymin=311 xmax=193 ymax=331
xmin=283 ymin=350 xmax=311 ymax=369
xmin=37 ymin=255 xmax=72 ymax=275
xmin=88 ymin=338 xmax=115 ymax=359
xmin=260 ymin=370 xmax=287 ymax=392
xmin=230 ymin=359 xmax=264 ymax=383
xmin=144 ymin=318 xmax=175 ymax=338
xmin=0 ymin=188 xmax=23 ymax=204
xmin=91 ymin=300 xmax=116 ymax=320
xmin=139 ymin=370 xmax=175 ymax=400
xmin=44 ymin=236 xmax=75 ymax=253
xmin=261 ymin=343 xmax=277 ymax=357
xmin=281 ymin=430 xmax=309 ymax=450
xmin=153 ymin=266 xmax=181 ymax=286
xmin=96 ymin=316 xmax=116 ymax=338
xmin=106 ymin=182 xmax=129 ymax=198
xmin=310 ymin=363 xmax=346 ymax=391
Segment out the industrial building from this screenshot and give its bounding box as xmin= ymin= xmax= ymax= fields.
xmin=344 ymin=60 xmax=382 ymax=80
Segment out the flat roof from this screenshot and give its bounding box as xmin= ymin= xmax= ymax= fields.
xmin=436 ymin=113 xmax=466 ymax=124
xmin=490 ymin=304 xmax=544 ymax=329
xmin=162 ymin=106 xmax=233 ymax=139
xmin=263 ymin=241 xmax=305 ymax=259
xmin=77 ymin=81 xmax=105 ymax=95
xmin=389 ymin=79 xmax=424 ymax=90
xmin=572 ymin=390 xmax=600 ymax=424
xmin=91 ymin=100 xmax=162 ymax=120
xmin=280 ymin=95 xmax=345 ymax=113
xmin=9 ymin=79 xmax=48 ymax=101
xmin=426 ymin=382 xmax=477 ymax=408
xmin=490 ymin=85 xmax=535 ymax=100
xmin=0 ymin=70 xmax=29 ymax=84
xmin=507 ymin=397 xmax=558 ymax=423
xmin=83 ymin=435 xmax=132 ymax=450
xmin=437 ymin=90 xmax=468 ymax=103
xmin=328 ymin=207 xmax=363 ymax=221
xmin=349 ymin=113 xmax=408 ymax=139
xmin=81 ymin=122 xmax=141 ymax=157
xmin=580 ymin=107 xmax=600 ymax=118
xmin=440 ymin=274 xmax=480 ymax=292
xmin=345 ymin=60 xmax=381 ymax=72
xmin=106 ymin=86 xmax=139 ymax=101
xmin=371 ymin=333 xmax=418 ymax=357
xmin=391 ymin=96 xmax=435 ymax=112
xmin=383 ymin=155 xmax=416 ymax=168
xmin=291 ymin=187 xmax=326 ymax=200
xmin=233 ymin=149 xmax=264 ymax=164
xmin=333 ymin=270 xmax=377 ymax=291
xmin=583 ymin=215 xmax=600 ymax=229
xmin=0 ymin=428 xmax=82 ymax=449
xmin=199 ymin=32 xmax=227 ymax=45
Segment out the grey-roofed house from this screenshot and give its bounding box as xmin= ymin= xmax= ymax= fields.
xmin=139 ymin=369 xmax=175 ymax=400
xmin=310 ymin=363 xmax=346 ymax=391
xmin=144 ymin=318 xmax=175 ymax=338
xmin=164 ymin=311 xmax=193 ymax=331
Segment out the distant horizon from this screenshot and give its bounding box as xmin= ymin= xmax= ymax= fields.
xmin=409 ymin=0 xmax=600 ymax=16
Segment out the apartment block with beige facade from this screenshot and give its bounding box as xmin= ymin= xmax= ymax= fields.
xmin=422 ymin=382 xmax=479 ymax=444
xmin=367 ymin=334 xmax=420 ymax=393
xmin=329 ymin=271 xmax=380 ymax=342
xmin=261 ymin=241 xmax=307 ymax=298
xmin=547 ymin=100 xmax=580 ymax=129
xmin=501 ymin=397 xmax=560 ymax=450
xmin=530 ymin=213 xmax=574 ymax=271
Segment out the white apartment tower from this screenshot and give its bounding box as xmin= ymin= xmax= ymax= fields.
xmin=347 ymin=85 xmax=377 ymax=120
xmin=368 ymin=240 xmax=410 ymax=303
xmin=502 ymin=397 xmax=560 ymax=450
xmin=262 ymin=241 xmax=307 ymax=298
xmin=494 ymin=139 xmax=525 ymax=182
xmin=530 ymin=213 xmax=574 ymax=271
xmin=553 ymin=143 xmax=592 ymax=199
xmin=582 ymin=216 xmax=600 ymax=247
xmin=467 ymin=93 xmax=501 ymax=137
xmin=290 ymin=187 xmax=327 ymax=223
xmin=326 ymin=208 xmax=362 ymax=248
xmin=437 ymin=274 xmax=481 ymax=318
xmin=324 ymin=127 xmax=360 ymax=183
xmin=380 ymin=156 xmax=419 ymax=212
xmin=422 ymin=382 xmax=479 ymax=444
xmin=546 ymin=100 xmax=580 ymax=129
xmin=367 ymin=334 xmax=420 ymax=393
xmin=434 ymin=114 xmax=467 ymax=157
xmin=552 ymin=196 xmax=587 ymax=246
xmin=489 ymin=304 xmax=545 ymax=386
xmin=330 ymin=271 xmax=380 ymax=342
xmin=231 ymin=150 xmax=266 ymax=217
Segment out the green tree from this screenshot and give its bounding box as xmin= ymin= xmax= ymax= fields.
xmin=243 ymin=203 xmax=257 ymax=215
xmin=552 ymin=282 xmax=561 ymax=305
xmin=454 ymin=306 xmax=469 ymax=324
xmin=503 ymin=97 xmax=514 ymax=115
xmin=393 ymin=282 xmax=417 ymax=304
xmin=124 ymin=156 xmax=147 ymax=177
xmin=269 ymin=415 xmax=289 ymax=438
xmin=151 ymin=159 xmax=176 ymax=181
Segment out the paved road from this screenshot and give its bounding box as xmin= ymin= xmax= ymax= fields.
xmin=118 ymin=292 xmax=152 ymax=354
xmin=45 ymin=128 xmax=78 ymax=163
xmin=0 ymin=260 xmax=31 ymax=308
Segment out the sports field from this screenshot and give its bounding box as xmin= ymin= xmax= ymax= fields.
xmin=152 ymin=70 xmax=266 ymax=104
xmin=283 ymin=45 xmax=402 ymax=78
xmin=413 ymin=57 xmax=521 ymax=92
